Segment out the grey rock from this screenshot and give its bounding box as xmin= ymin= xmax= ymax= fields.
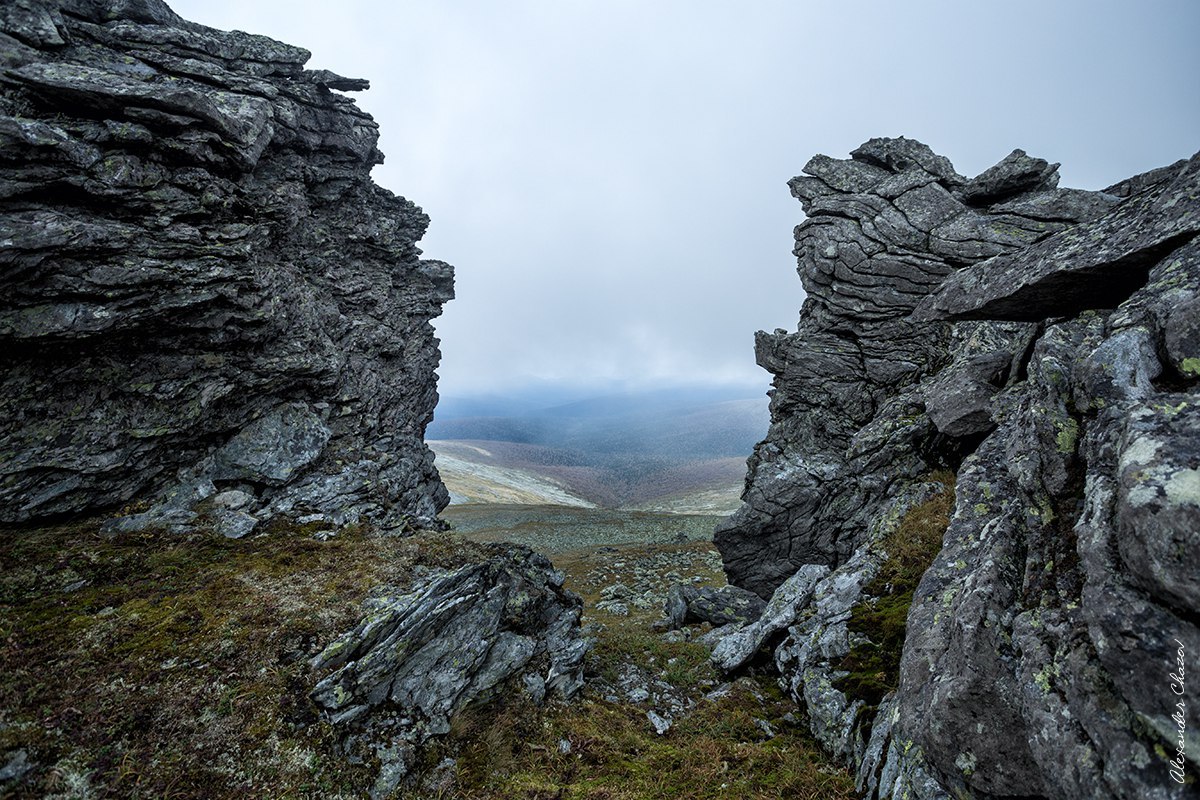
xmin=311 ymin=543 xmax=587 ymax=791
xmin=989 ymin=187 xmax=1120 ymax=223
xmin=626 ymin=686 xmax=650 ymax=704
xmin=209 ymin=508 xmax=258 ymax=539
xmin=697 ymin=621 xmax=743 ymax=648
xmin=522 ymin=672 xmax=547 ymax=705
xmin=0 ymin=749 xmax=33 ymax=785
xmin=922 ymin=349 xmax=1011 ymax=437
xmin=659 ymin=583 xmax=767 ymax=630
xmin=717 ymin=137 xmax=1057 ymax=597
xmin=1112 ymin=399 xmax=1200 ymax=617
xmin=595 ymin=599 xmax=630 ymax=616
xmin=959 ymin=148 xmax=1060 ymax=204
xmin=209 ymin=489 xmax=254 ymax=511
xmin=725 ymin=138 xmax=1200 ymax=799
xmin=1072 ymin=325 xmax=1161 ymax=411
xmin=371 ymin=744 xmax=416 ymax=800
xmin=600 ymin=582 xmax=631 ymax=600
xmin=916 ymin=152 xmax=1200 ymax=322
xmin=1164 ymin=295 xmax=1200 ymax=378
xmin=212 ymin=403 xmax=331 ymax=486
xmin=850 ymin=136 xmax=965 ymax=186
xmin=0 ymin=0 xmax=453 ymax=532
xmin=646 ymin=709 xmax=672 ymax=735
xmin=710 ymin=564 xmax=828 ymax=672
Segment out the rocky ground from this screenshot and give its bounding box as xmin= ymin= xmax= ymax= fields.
xmin=0 ymin=507 xmax=858 ymax=799
xmin=427 ymin=510 xmax=859 ymax=800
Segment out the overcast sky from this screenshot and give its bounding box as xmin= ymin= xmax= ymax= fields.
xmin=170 ymin=0 xmax=1199 ymax=397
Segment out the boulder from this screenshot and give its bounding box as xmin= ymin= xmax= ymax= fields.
xmin=310 ymin=543 xmax=588 ymax=797
xmin=659 ymin=583 xmax=767 ymax=630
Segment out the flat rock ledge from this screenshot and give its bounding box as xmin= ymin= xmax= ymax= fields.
xmin=310 ymin=543 xmax=589 ymax=798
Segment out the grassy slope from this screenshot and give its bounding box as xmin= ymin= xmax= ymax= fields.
xmin=0 ymin=518 xmax=491 ymax=799
xmin=2 ymin=507 xmax=856 ymax=800
xmin=432 ymin=440 xmax=748 ymax=513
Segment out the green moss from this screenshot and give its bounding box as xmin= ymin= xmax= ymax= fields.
xmin=836 ymin=589 xmax=916 ymax=706
xmin=1056 ymin=417 xmax=1080 ymax=454
xmin=1180 ymin=357 xmax=1200 ymax=377
xmin=0 ymin=516 xmax=487 ymax=798
xmin=834 ymin=472 xmax=956 ymax=715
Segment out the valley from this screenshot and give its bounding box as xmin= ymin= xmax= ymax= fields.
xmin=428 ymin=386 xmax=767 ymax=514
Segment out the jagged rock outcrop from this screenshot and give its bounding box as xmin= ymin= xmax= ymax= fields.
xmin=721 ymin=138 xmax=1199 ymax=798
xmin=716 ymin=138 xmax=1101 ymax=597
xmin=310 ymin=543 xmax=588 ymax=798
xmin=0 ymin=0 xmax=453 ymax=534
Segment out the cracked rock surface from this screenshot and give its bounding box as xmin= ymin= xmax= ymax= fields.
xmin=310 ymin=543 xmax=588 ymax=798
xmin=0 ymin=0 xmax=452 ymax=531
xmin=722 ymin=138 xmax=1199 ymax=799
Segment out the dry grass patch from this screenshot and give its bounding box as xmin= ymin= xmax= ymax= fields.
xmin=407 ymin=683 xmax=856 ymax=800
xmin=0 ymin=518 xmax=488 ymax=799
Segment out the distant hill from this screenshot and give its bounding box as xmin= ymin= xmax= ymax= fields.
xmin=428 ymin=385 xmax=768 ymax=512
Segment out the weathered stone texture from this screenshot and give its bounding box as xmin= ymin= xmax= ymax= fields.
xmin=0 ymin=0 xmax=453 ymax=532
xmin=723 ymin=138 xmax=1199 ymax=799
xmin=310 ymin=543 xmax=588 ymax=798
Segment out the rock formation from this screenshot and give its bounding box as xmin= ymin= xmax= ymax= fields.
xmin=0 ymin=0 xmax=453 ymax=535
xmin=310 ymin=543 xmax=589 ymax=798
xmin=719 ymin=138 xmax=1199 ymax=798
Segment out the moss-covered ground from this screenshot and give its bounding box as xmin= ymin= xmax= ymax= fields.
xmin=406 ymin=536 xmax=857 ymax=800
xmin=2 ymin=509 xmax=856 ymax=799
xmin=0 ymin=517 xmax=490 ymax=799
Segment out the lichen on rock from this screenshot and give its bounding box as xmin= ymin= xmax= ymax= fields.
xmin=723 ymin=137 xmax=1200 ymax=799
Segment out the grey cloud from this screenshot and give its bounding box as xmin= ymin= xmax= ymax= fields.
xmin=170 ymin=0 xmax=1200 ymax=394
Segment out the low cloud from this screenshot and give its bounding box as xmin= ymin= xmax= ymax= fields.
xmin=171 ymin=0 xmax=1200 ymax=395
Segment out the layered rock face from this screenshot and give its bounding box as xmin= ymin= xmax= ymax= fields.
xmin=311 ymin=543 xmax=588 ymax=798
xmin=0 ymin=0 xmax=453 ymax=533
xmin=720 ymin=138 xmax=1199 ymax=798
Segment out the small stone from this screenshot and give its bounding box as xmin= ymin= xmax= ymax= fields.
xmin=627 ymin=686 xmax=650 ymax=704
xmin=600 ymin=583 xmax=631 ymax=600
xmin=0 ymin=750 xmax=32 ymax=783
xmin=210 ymin=489 xmax=255 ymax=511
xmin=754 ymin=718 xmax=777 ymax=738
xmin=646 ymin=710 xmax=672 ymax=735
xmin=210 ymin=508 xmax=259 ymax=539
xmin=595 ymin=600 xmax=629 ymax=616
